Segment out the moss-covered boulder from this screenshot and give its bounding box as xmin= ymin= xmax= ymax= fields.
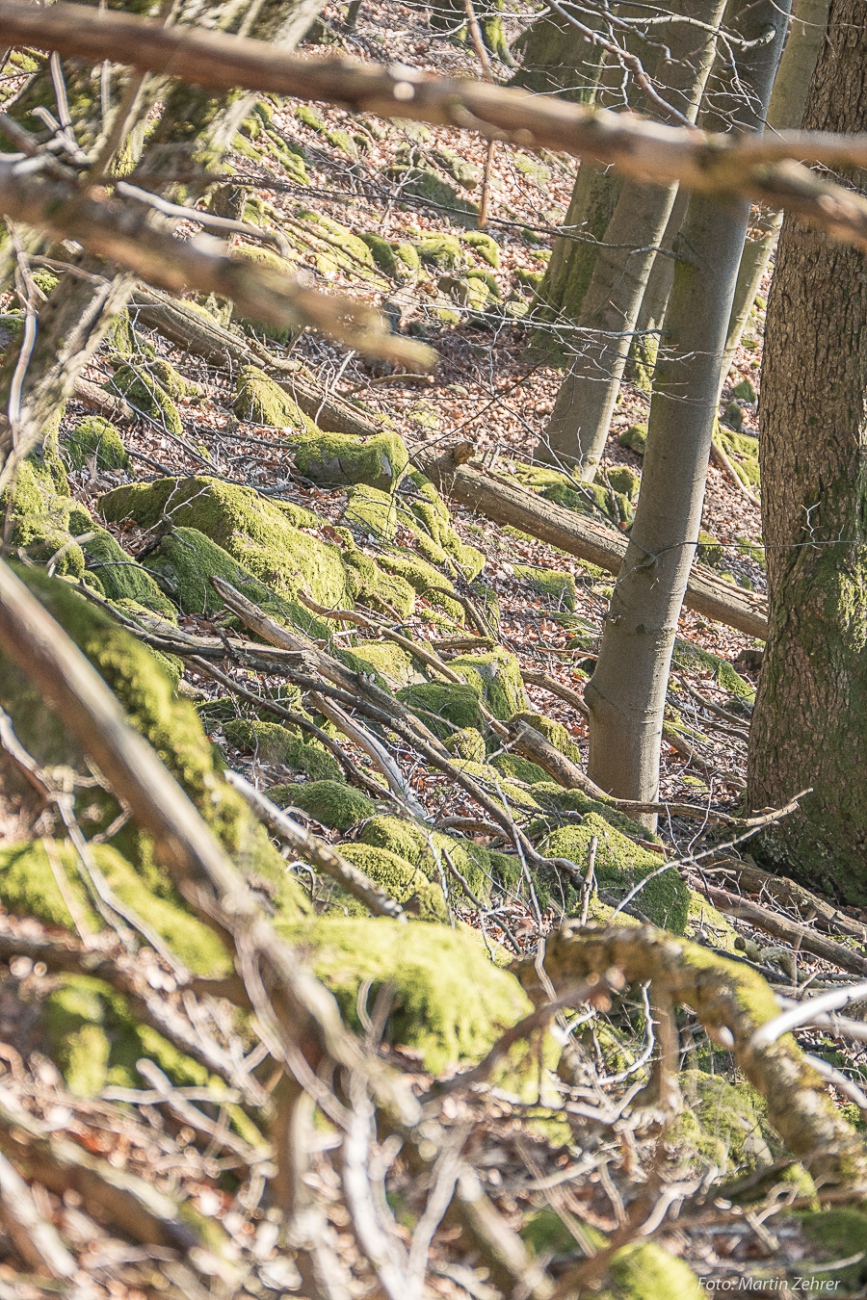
xmin=0 ymin=569 xmax=306 ymax=925
xmin=618 ymin=423 xmax=647 ymax=456
xmin=672 ymin=1070 xmax=775 ymax=1177
xmin=376 ymin=551 xmax=464 ymax=622
xmin=339 ymin=845 xmax=448 ymax=921
xmin=444 ymin=726 xmax=487 ymax=763
xmin=223 ymin=719 xmax=342 ymax=781
xmin=0 ymin=840 xmax=229 ymax=975
xmin=99 ymin=475 xmax=358 ymax=609
xmin=344 ymin=484 xmax=399 ymax=541
xmin=107 ymin=364 xmax=183 ymax=436
xmin=538 ymin=821 xmax=690 ymax=932
xmin=293 ymin=430 xmax=408 ymax=491
xmin=4 ymin=454 xmax=84 ymax=579
xmin=284 ymin=916 xmax=530 ymax=1073
xmin=233 ymin=366 xmax=318 ymax=430
xmin=273 ymin=779 xmax=376 ymax=831
xmin=512 ymin=564 xmax=576 ymax=611
xmin=64 ymin=417 xmax=129 ymax=472
xmin=357 ymin=815 xmax=520 ymax=902
xmin=517 ymin=464 xmax=633 ymax=529
xmin=512 ymin=710 xmax=584 ymax=767
xmin=78 ymin=523 xmax=176 ymax=618
xmin=141 ymin=526 xmax=299 ymax=622
xmin=398 ymin=680 xmax=487 ymax=737
xmin=448 ymin=647 xmax=528 ymax=719
xmin=45 ymin=973 xmax=211 ymax=1098
xmin=604 ymin=465 xmax=641 ymax=501
xmin=460 ymin=230 xmax=500 ymax=267
xmin=397 ymin=471 xmax=485 ymax=579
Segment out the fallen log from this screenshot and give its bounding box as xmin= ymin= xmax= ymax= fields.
xmin=130 ymin=288 xmax=384 ymax=438
xmin=413 ymin=445 xmax=769 ymax=641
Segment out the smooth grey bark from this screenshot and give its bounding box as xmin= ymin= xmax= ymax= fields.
xmin=718 ymin=0 xmax=829 ymax=394
xmin=538 ymin=0 xmax=728 ymax=476
xmin=585 ymin=0 xmax=792 ymax=819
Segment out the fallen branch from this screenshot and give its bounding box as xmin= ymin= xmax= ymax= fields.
xmin=708 ymin=858 xmax=867 ymax=942
xmin=7 ymin=2 xmax=867 ymax=247
xmin=519 ymin=924 xmax=867 ymax=1189
xmin=414 ymin=447 xmax=769 ymax=640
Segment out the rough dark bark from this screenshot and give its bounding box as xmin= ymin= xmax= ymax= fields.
xmin=748 ymin=0 xmax=867 ymax=904
xmin=585 ymin=0 xmax=791 ymax=819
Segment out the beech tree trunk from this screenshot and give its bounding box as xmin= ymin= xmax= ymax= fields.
xmin=585 ymin=0 xmax=790 ymax=820
xmin=747 ymin=0 xmax=867 ymax=904
xmin=538 ymin=0 xmax=727 ymax=476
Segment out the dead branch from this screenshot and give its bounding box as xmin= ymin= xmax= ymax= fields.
xmin=519 ymin=923 xmax=867 ymax=1188
xmin=7 ymin=2 xmax=867 ymax=247
xmin=708 ymin=857 xmax=867 ymax=941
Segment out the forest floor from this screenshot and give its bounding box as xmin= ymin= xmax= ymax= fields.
xmin=2 ymin=4 xmax=867 ymax=1298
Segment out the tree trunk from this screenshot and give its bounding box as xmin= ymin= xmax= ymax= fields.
xmin=510 ymin=8 xmax=604 ymax=101
xmin=538 ymin=0 xmax=728 ymax=476
xmin=585 ymin=0 xmax=791 ymax=821
xmin=717 ymin=0 xmax=829 ymax=394
xmin=747 ymin=0 xmax=867 ymax=904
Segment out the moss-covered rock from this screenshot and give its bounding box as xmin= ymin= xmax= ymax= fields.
xmin=45 ymin=973 xmax=209 ymax=1097
xmin=512 ymin=564 xmax=576 ymax=610
xmin=0 ymin=569 xmax=306 ymax=925
xmin=294 ymin=431 xmax=408 ymax=491
xmin=359 ymin=232 xmax=400 ymax=275
xmin=799 ymin=1209 xmax=867 ymax=1291
xmin=3 ymin=454 xmax=84 ymax=579
xmin=397 ymin=471 xmax=486 ymax=579
xmin=98 ymin=475 xmax=360 ymax=609
xmin=344 ymin=484 xmax=399 ymax=541
xmin=107 ymin=364 xmax=183 ymax=436
xmin=492 ymin=753 xmax=550 ymax=785
xmin=671 ymin=639 xmax=755 ymax=704
xmin=618 ymin=423 xmax=647 ymax=456
xmin=64 ymin=417 xmax=130 ymax=472
xmin=233 ymin=366 xmax=318 ymax=430
xmin=275 ymin=779 xmax=375 ymax=831
xmin=538 ymin=822 xmax=689 ymax=932
xmin=604 ymin=465 xmax=641 ymax=501
xmin=447 ymin=647 xmax=528 ymax=719
xmin=375 ymin=552 xmax=463 ymax=622
xmin=444 ymin=727 xmax=487 ymax=763
xmin=398 ymin=680 xmax=486 ymax=737
xmin=460 ymin=230 xmax=500 ymax=267
xmin=511 ymin=711 xmax=584 ymax=767
xmin=673 ymin=1070 xmax=776 ymax=1179
xmin=415 ymin=233 xmax=466 ymax=269
xmin=0 ymin=840 xmax=229 ymax=975
xmin=357 ymin=815 xmax=519 ymax=901
xmin=224 ymin=719 xmax=342 ymax=781
xmin=339 ymin=844 xmax=448 ymax=921
xmin=284 ymin=916 xmax=530 ymax=1073
xmin=77 ymin=524 xmax=176 ymax=618
xmin=141 ymin=526 xmax=299 ymax=622
xmin=515 ymin=463 xmax=633 ymax=529
xmin=603 ymin=1242 xmax=704 ymax=1300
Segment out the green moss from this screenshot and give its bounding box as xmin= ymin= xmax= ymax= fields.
xmin=343 ymin=641 xmax=419 ymax=689
xmin=619 ymin=423 xmax=647 ymax=456
xmin=415 ymin=233 xmax=465 ymax=269
xmin=45 ymin=974 xmax=208 ymax=1097
xmin=3 ymin=456 xmax=83 ymax=578
xmin=604 ymin=465 xmax=641 ymax=501
xmin=360 ymin=233 xmax=399 ymax=275
xmin=671 ymin=639 xmax=755 ymax=704
xmin=224 ymin=720 xmax=342 ymax=781
xmin=295 ymin=210 xmax=375 ymax=269
xmin=233 ymin=366 xmax=318 ymax=430
xmin=142 ymin=526 xmax=297 ymax=621
xmin=799 ymin=1209 xmax=867 ymax=1290
xmin=460 ymin=230 xmax=500 ymax=267
xmin=344 ymin=484 xmax=399 ymax=541
xmin=64 ymin=417 xmax=129 ymax=471
xmin=295 ymin=103 xmax=324 ymax=131
xmin=0 ymin=840 xmax=229 ymax=975
xmin=697 ymin=530 xmax=724 ymax=567
xmin=387 ymin=165 xmax=478 ymax=219
xmin=357 ymin=815 xmax=519 ymax=901
xmin=107 ymin=365 xmax=183 ymax=436
xmin=341 ymin=549 xmax=416 ymax=618
xmin=375 ymin=553 xmax=463 ymax=621
xmin=444 ymin=727 xmax=487 ymax=763
xmin=339 ymin=845 xmax=448 ymax=921
xmin=80 ymin=526 xmax=176 ymax=617
xmin=447 ymin=647 xmax=528 ymax=719
xmin=276 ymin=780 xmax=375 ymax=831
xmin=395 ymin=242 xmax=421 ymax=274
xmin=672 ymin=1070 xmax=775 ymax=1177
xmin=604 ymin=1242 xmax=704 ymax=1300
xmin=294 ymin=431 xmax=408 ymax=491
xmin=511 ymin=711 xmax=584 ymax=767
xmin=512 ymin=564 xmax=576 ymax=611
xmin=397 ymin=681 xmax=486 ymax=736
xmin=492 ymin=753 xmax=550 ymax=784
xmin=397 ymin=471 xmax=485 ymax=579
xmin=539 ymin=821 xmax=689 ymax=932
xmin=0 ymin=569 xmax=305 ymax=924
xmin=285 ymin=916 xmax=531 ymax=1073
xmin=515 ymin=464 xmax=633 ymax=529
xmin=99 ymin=475 xmax=354 ymax=608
